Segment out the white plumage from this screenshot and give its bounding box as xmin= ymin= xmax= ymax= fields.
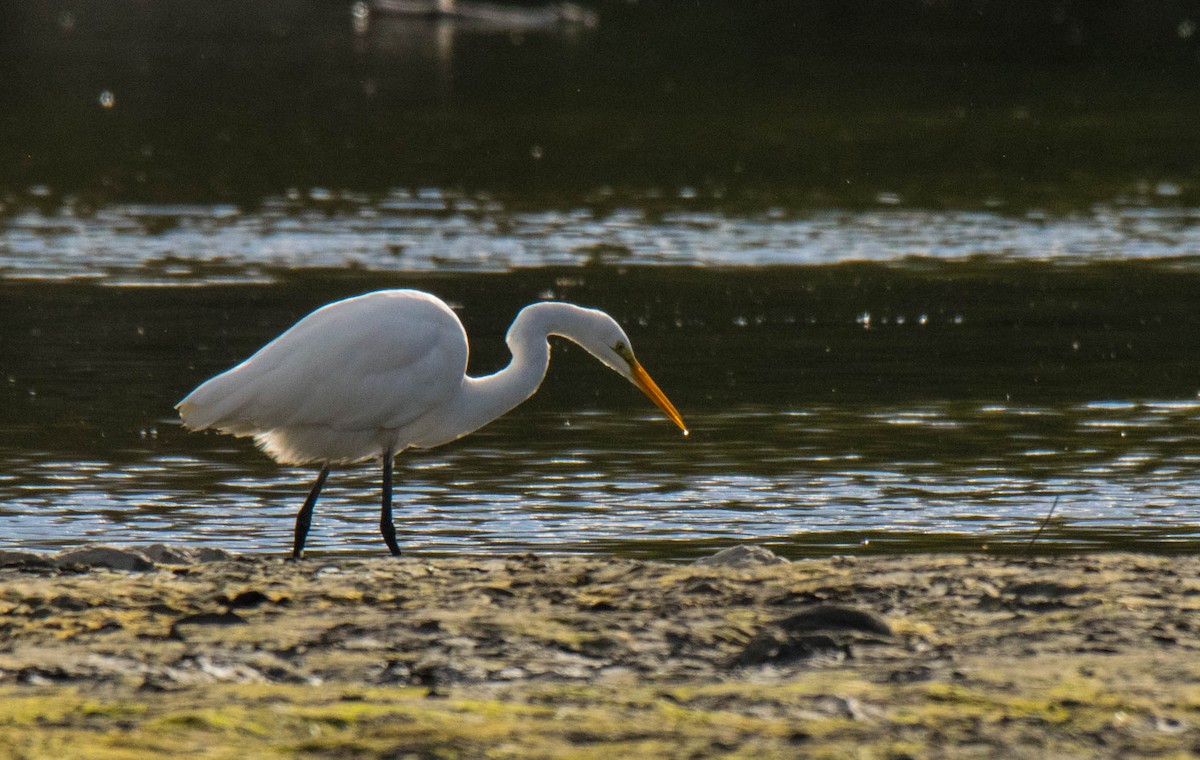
xmin=179 ymin=291 xmax=468 ymax=464
xmin=177 ymin=289 xmax=686 ymax=557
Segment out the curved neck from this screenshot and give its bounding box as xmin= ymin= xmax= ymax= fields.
xmin=452 ymin=303 xmax=585 ymax=439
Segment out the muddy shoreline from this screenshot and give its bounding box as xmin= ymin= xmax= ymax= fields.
xmin=1 ymin=546 xmax=1197 ymax=757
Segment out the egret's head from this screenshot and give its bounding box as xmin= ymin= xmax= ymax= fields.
xmin=570 ymin=311 xmax=634 ymax=377
xmin=569 ymin=307 xmax=689 ymax=435
xmin=511 ymin=301 xmax=688 ymax=434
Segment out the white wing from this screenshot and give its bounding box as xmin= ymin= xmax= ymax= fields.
xmin=177 ymin=290 xmax=468 ymax=457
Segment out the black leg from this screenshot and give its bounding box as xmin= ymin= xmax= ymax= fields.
xmin=293 ymin=465 xmax=330 ymax=560
xmin=380 ymin=448 xmax=401 ymax=556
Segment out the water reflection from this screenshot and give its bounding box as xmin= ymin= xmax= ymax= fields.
xmin=6 ymin=2 xmax=1199 ymax=208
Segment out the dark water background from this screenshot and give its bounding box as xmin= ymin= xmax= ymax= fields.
xmin=2 ymin=1 xmax=1198 ymax=557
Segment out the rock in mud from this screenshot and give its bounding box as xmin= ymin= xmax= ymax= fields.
xmin=142 ymin=544 xmax=234 ymax=565
xmin=733 ymin=629 xmax=848 ymax=666
xmin=732 ymin=604 xmax=892 ymax=667
xmin=0 ymin=549 xmax=54 ymax=569
xmin=693 ymin=545 xmax=789 ymax=567
xmin=53 ymin=546 xmax=155 ymax=572
xmin=778 ymin=604 xmax=893 ymax=636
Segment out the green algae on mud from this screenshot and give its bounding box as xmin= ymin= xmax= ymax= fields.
xmin=0 ymin=551 xmax=1198 ymax=758
xmin=2 ymin=664 xmax=1196 ymax=759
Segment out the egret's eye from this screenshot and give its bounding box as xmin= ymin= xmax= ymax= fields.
xmin=613 ymin=341 xmax=634 ymax=363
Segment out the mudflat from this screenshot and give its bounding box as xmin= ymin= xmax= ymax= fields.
xmin=0 ymin=546 xmax=1196 ymax=758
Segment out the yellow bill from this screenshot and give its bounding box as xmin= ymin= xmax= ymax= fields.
xmin=629 ymin=359 xmax=688 ymax=435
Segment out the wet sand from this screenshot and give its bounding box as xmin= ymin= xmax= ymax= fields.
xmin=0 ymin=546 xmax=1197 ymax=758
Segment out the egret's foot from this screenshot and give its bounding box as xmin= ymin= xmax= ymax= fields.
xmin=382 ymin=533 xmax=402 ymax=557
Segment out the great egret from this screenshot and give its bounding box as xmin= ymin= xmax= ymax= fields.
xmin=177 ymin=289 xmax=687 ymax=558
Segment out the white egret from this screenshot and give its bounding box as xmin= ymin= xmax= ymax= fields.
xmin=177 ymin=289 xmax=687 ymax=558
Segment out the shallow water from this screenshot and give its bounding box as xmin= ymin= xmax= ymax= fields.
xmin=5 ymin=400 xmax=1199 ymax=558
xmin=2 ymin=238 xmax=1199 ymax=558
xmin=3 ymin=1 xmax=1199 ymax=557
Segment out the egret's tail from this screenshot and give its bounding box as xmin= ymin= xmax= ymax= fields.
xmin=175 ymin=371 xmax=261 ymax=436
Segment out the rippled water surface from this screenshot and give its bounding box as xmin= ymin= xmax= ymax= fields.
xmin=6 ymin=200 xmax=1200 ymax=282
xmin=3 ymin=1 xmax=1199 ymax=557
xmin=5 ymin=401 xmax=1199 ymax=558
xmin=3 ymin=245 xmax=1198 ymax=558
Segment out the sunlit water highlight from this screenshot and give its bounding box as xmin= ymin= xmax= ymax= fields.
xmin=3 ymin=401 xmax=1197 ymax=558
xmin=5 ymin=197 xmax=1200 ymax=283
